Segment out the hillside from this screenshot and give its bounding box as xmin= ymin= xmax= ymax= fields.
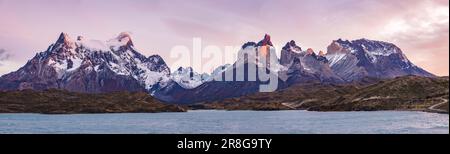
xmin=0 ymin=89 xmax=186 ymax=114
xmin=309 ymin=76 xmax=448 ymax=112
xmin=191 ymin=76 xmax=449 ymax=113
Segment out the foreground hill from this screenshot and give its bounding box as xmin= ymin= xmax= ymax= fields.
xmin=309 ymin=76 xmax=448 ymax=113
xmin=191 ymin=76 xmax=448 ymax=113
xmin=0 ymin=89 xmax=186 ymax=114
xmin=189 ymin=82 xmax=362 ymax=111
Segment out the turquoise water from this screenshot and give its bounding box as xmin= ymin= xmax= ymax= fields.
xmin=0 ymin=110 xmax=448 ymax=134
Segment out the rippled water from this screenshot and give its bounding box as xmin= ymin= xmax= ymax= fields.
xmin=0 ymin=110 xmax=448 ymax=134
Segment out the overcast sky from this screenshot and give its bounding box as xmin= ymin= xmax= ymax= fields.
xmin=0 ymin=0 xmax=448 ymax=76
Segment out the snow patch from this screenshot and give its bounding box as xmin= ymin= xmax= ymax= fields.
xmin=108 ymin=62 xmax=129 ymax=76
xmin=290 ymin=46 xmax=302 ymax=53
xmin=48 ymin=58 xmax=67 ymax=78
xmin=67 ymin=57 xmax=83 ymax=72
xmin=326 ymin=53 xmax=346 ymax=67
xmin=76 ymin=40 xmax=109 ymax=51
xmin=171 ymin=67 xmax=209 ymax=89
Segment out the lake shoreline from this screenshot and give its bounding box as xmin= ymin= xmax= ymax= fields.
xmin=186 ymin=102 xmax=449 ymax=114
xmin=1 ymin=108 xmax=447 ymax=115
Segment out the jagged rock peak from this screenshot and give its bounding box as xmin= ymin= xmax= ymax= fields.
xmin=77 ymin=36 xmax=84 ymax=41
xmin=282 ymin=40 xmax=302 ymax=52
xmin=257 ymin=34 xmax=273 ymax=46
xmin=115 ymin=32 xmax=134 ymax=47
xmin=55 ymin=32 xmax=74 ymax=48
xmin=318 ymin=50 xmax=325 ymax=56
xmin=242 ymin=42 xmax=257 ymax=49
xmin=306 ymin=48 xmax=315 ymax=55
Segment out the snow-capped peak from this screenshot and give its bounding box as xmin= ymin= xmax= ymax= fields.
xmin=326 ymin=40 xmax=349 ymax=55
xmin=115 ymin=32 xmax=134 ymax=47
xmin=211 ymin=64 xmax=231 ymax=77
xmin=282 ymin=40 xmax=302 ymax=53
xmin=105 ymin=32 xmax=134 ymax=51
xmin=323 ymin=38 xmax=434 ymax=81
xmin=352 ymin=38 xmax=401 ymax=56
xmin=69 ymin=32 xmax=136 ymax=52
xmin=331 ymin=38 xmax=403 ymax=57
xmin=171 ymin=67 xmax=210 ymax=89
xmin=39 ymin=32 xmax=172 ymax=91
xmin=237 ymin=34 xmax=286 ymax=73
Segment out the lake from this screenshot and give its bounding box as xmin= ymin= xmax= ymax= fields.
xmin=0 ymin=110 xmax=448 ymax=134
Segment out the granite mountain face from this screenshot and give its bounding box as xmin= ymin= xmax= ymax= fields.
xmin=279 ymin=40 xmax=345 ymax=85
xmin=154 ymin=34 xmax=286 ymax=104
xmin=325 ymin=39 xmax=434 ymax=81
xmin=0 ymin=33 xmax=435 ymax=104
xmin=0 ymin=32 xmax=171 ymax=93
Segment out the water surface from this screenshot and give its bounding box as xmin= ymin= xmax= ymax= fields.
xmin=0 ymin=110 xmax=448 ymax=134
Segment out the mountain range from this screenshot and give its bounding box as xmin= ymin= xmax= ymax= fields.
xmin=0 ymin=32 xmax=436 ymax=105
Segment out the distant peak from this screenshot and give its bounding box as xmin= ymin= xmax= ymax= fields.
xmin=177 ymin=67 xmax=184 ymax=72
xmin=242 ymin=42 xmax=256 ymax=49
xmin=257 ymin=34 xmax=273 ymax=46
xmin=116 ymin=32 xmax=134 ymax=47
xmin=176 ymin=67 xmax=193 ymax=72
xmin=282 ymin=40 xmax=302 ymax=52
xmin=306 ymin=48 xmax=315 ymax=55
xmin=104 ymin=32 xmax=135 ymax=50
xmin=285 ymin=40 xmax=297 ymax=47
xmin=286 ymin=40 xmax=297 ymax=47
xmin=318 ymin=50 xmax=325 ymax=56
xmin=335 ymin=38 xmax=351 ymax=44
xmin=77 ymin=36 xmax=84 ymax=41
xmin=186 ymin=67 xmax=194 ymax=72
xmin=56 ymin=32 xmax=72 ymax=44
xmin=55 ymin=32 xmax=75 ymax=48
xmin=289 ymin=40 xmax=296 ymax=45
xmin=117 ymin=32 xmax=132 ymax=40
xmin=352 ymin=38 xmax=395 ymax=46
xmin=57 ymin=32 xmax=69 ymax=39
xmin=360 ymin=38 xmax=369 ymax=41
